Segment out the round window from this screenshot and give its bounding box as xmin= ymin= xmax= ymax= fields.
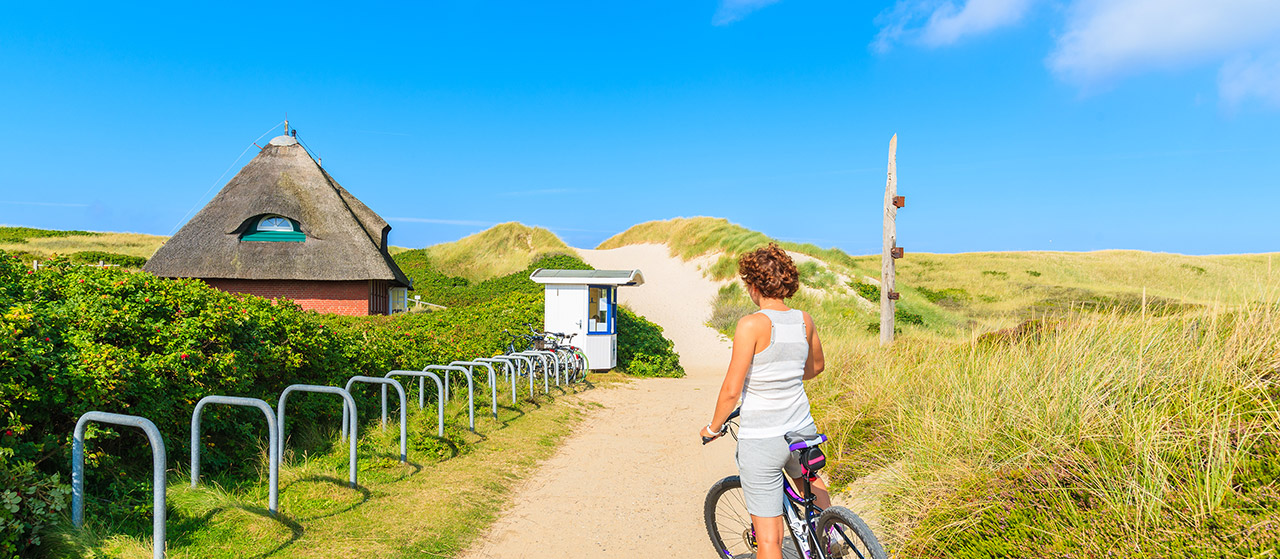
xmin=257 ymin=216 xmax=294 ymax=232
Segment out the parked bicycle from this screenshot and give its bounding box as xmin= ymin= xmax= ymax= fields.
xmin=703 ymin=409 xmax=885 ymax=559
xmin=505 ymin=325 xmax=590 ymax=382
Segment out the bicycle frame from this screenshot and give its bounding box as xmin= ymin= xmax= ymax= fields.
xmin=781 ymin=476 xmax=826 ymax=559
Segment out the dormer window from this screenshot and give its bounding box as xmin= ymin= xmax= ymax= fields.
xmin=258 ymin=216 xmax=293 ymax=232
xmin=241 ymin=215 xmax=305 ymax=242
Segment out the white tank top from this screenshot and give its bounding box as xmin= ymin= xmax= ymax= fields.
xmin=737 ymin=308 xmax=815 ymax=439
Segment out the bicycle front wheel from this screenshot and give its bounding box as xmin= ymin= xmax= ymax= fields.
xmin=816 ymin=506 xmax=886 ymax=559
xmin=705 ymin=475 xmax=757 ymax=558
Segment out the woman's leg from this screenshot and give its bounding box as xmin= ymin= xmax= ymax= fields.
xmin=750 ymin=514 xmax=787 ymax=559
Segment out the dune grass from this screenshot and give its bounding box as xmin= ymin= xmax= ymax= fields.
xmin=804 ymin=300 xmax=1280 ymax=557
xmin=417 ymin=222 xmax=569 ymax=282
xmin=0 ymin=229 xmax=168 ymax=261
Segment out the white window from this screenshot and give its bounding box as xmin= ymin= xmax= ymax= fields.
xmin=257 ymin=216 xmax=294 ymax=232
xmin=390 ymin=287 xmax=408 ymax=314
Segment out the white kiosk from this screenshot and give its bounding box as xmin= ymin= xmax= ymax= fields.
xmin=529 ymin=269 xmax=645 ymax=370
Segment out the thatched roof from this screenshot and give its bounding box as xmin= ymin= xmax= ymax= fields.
xmin=145 ymin=135 xmax=411 ymax=287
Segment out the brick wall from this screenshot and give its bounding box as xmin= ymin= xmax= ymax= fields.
xmin=203 ymin=279 xmax=372 ymax=316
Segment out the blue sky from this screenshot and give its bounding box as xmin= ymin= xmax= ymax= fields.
xmin=1 ymin=1 xmax=1278 ymax=255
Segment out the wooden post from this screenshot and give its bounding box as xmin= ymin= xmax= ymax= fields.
xmin=880 ymin=134 xmax=898 ymax=345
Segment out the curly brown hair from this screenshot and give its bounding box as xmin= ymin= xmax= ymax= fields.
xmin=738 ymin=243 xmax=800 ymax=299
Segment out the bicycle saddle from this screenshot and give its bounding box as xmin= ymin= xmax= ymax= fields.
xmin=784 ymin=432 xmax=827 ymax=451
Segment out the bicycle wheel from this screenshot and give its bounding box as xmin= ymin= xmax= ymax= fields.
xmin=573 ymin=349 xmax=589 ymax=377
xmin=705 ymin=476 xmax=757 ymax=558
xmin=815 ymin=506 xmax=886 ymax=559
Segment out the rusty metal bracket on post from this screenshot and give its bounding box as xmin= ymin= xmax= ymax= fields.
xmin=73 ymin=411 xmax=167 ymax=559
xmin=278 ymin=385 xmax=358 ymax=487
xmin=190 ymin=396 xmax=279 ymax=515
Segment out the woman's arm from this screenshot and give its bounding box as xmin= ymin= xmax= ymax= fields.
xmin=703 ymin=313 xmax=768 ymax=436
xmin=802 ymin=311 xmax=825 ymax=380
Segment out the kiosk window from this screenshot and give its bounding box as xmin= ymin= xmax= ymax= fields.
xmin=587 ymin=286 xmax=615 ymax=335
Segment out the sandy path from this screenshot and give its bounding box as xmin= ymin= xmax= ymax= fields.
xmin=463 ymin=244 xmax=885 ymax=558
xmin=461 ymin=245 xmax=735 ymax=558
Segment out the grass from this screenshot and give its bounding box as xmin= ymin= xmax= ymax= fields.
xmin=803 ymin=300 xmax=1280 ymax=557
xmin=420 ymin=222 xmax=569 ymax=282
xmin=43 ymin=377 xmax=606 ymax=558
xmin=0 ymin=228 xmax=168 ymax=263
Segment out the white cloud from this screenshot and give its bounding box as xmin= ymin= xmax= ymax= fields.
xmin=1048 ymin=0 xmax=1280 ymax=86
xmin=873 ymin=0 xmax=1035 ymax=51
xmin=1219 ymin=50 xmax=1280 ymax=108
xmin=713 ymin=0 xmax=782 ymax=26
xmin=921 ymin=0 xmax=1035 ymax=46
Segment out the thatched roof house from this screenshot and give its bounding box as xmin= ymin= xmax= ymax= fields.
xmin=145 ymin=133 xmax=411 ymax=315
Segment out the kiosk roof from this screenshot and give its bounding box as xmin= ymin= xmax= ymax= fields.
xmin=529 ymin=268 xmax=644 ymax=286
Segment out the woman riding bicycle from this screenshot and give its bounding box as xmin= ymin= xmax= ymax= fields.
xmin=700 ymin=243 xmax=830 ymax=559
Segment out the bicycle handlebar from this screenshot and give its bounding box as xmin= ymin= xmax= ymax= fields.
xmin=701 ymin=408 xmax=741 ymax=445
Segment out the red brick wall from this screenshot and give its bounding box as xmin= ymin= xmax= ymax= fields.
xmin=203 ymin=279 xmax=373 ymax=316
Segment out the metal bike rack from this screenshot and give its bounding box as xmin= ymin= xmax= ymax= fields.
xmin=277 ymin=384 xmax=359 ymax=488
xmin=73 ymin=411 xmax=167 ymax=559
xmin=500 ymin=354 xmax=535 ymax=397
xmin=515 ymin=351 xmax=553 ymax=393
xmin=385 ymin=370 xmax=445 ymax=437
xmin=552 ymin=350 xmax=576 ymax=383
xmin=342 ymin=376 xmax=407 ymax=463
xmin=475 ymin=357 xmax=518 ymax=405
xmin=424 ymin=365 xmax=475 ymax=431
xmin=190 ymin=396 xmax=279 ymax=515
xmin=450 ymin=360 xmax=498 ymax=420
xmin=535 ymin=350 xmax=562 ymax=385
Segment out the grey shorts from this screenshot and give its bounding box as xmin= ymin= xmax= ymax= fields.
xmin=734 ymin=425 xmax=819 ymax=517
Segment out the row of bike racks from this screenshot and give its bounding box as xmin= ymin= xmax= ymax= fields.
xmin=69 ymin=349 xmax=586 ymax=558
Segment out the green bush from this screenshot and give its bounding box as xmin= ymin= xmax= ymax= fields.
xmin=67 ymin=251 xmax=146 ymax=268
xmin=0 ymin=250 xmax=555 ymax=540
xmin=617 ymin=306 xmax=683 ymax=378
xmin=850 ymin=280 xmax=879 ymax=302
xmin=0 ymin=457 xmax=70 ymax=558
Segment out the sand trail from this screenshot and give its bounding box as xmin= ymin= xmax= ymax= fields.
xmin=462 ymin=244 xmax=881 ymax=558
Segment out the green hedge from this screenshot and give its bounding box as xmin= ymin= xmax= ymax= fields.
xmin=0 ymin=253 xmax=539 ymax=555
xmin=0 ymin=248 xmax=681 ymax=555
xmin=67 ymin=251 xmax=146 ymax=268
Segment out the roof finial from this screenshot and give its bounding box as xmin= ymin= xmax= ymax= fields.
xmin=284 ymin=115 xmax=289 ymax=136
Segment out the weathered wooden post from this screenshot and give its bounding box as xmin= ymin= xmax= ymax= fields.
xmin=880 ymin=134 xmax=904 ymax=345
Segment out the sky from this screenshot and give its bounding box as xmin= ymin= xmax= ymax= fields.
xmin=1 ymin=1 xmax=1278 ymax=255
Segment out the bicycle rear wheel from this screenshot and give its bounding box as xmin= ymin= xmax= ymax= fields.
xmin=572 ymin=349 xmax=589 ymax=380
xmin=705 ymin=476 xmax=757 ymax=558
xmin=815 ymin=506 xmax=886 ymax=559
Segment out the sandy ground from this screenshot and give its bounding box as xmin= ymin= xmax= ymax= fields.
xmin=462 ymin=244 xmax=884 ymax=558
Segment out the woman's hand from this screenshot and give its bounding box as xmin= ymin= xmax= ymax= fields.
xmin=700 ymin=424 xmax=722 ymax=444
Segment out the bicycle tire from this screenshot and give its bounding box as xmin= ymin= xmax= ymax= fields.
xmin=815 ymin=506 xmax=886 ymax=559
xmin=705 ymin=475 xmax=758 ymax=558
xmin=572 ymin=349 xmax=589 ymax=380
